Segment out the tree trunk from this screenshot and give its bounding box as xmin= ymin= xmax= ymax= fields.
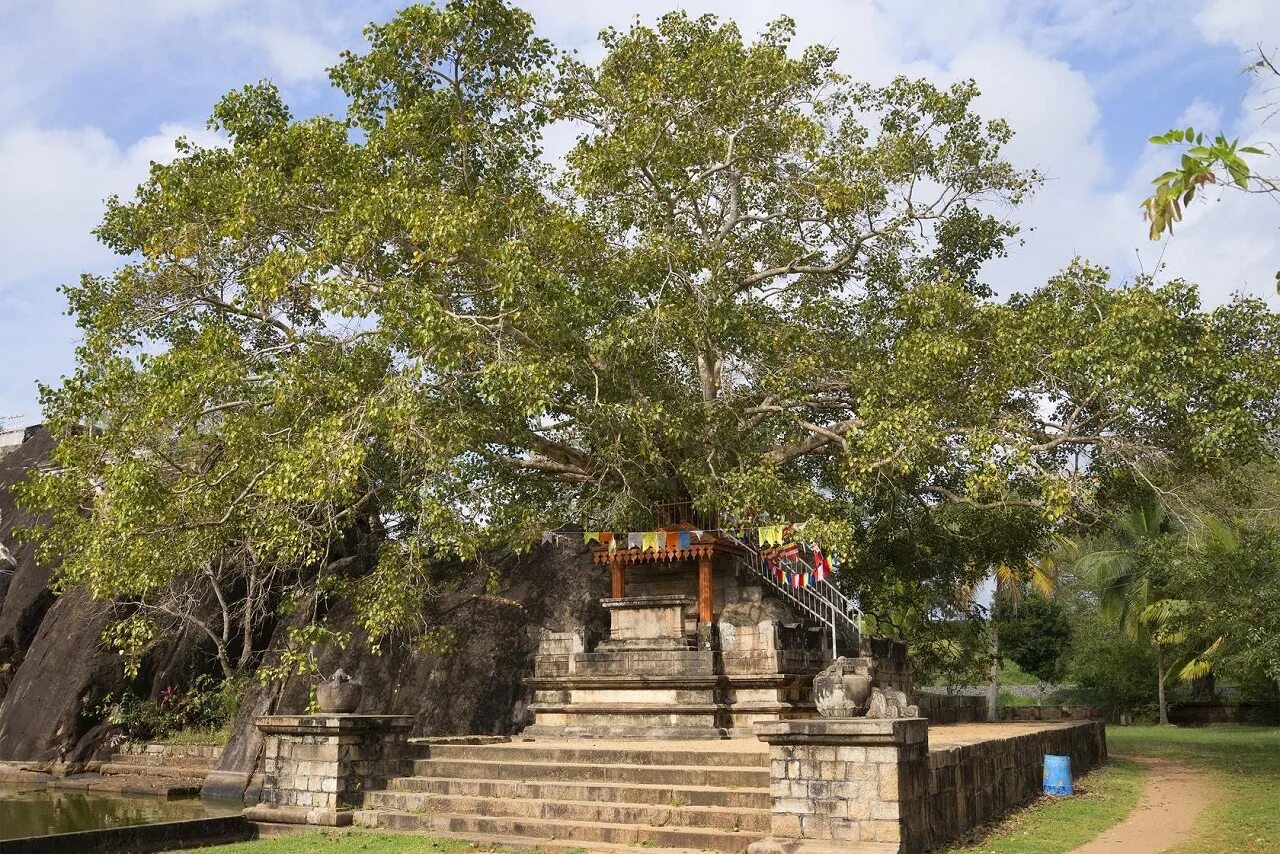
xmin=1156 ymin=642 xmax=1170 ymax=726
xmin=986 ymin=621 xmax=1000 ymax=722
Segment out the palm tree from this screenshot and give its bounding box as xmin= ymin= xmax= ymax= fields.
xmin=1074 ymin=504 xmax=1177 ymax=725
xmin=985 ymin=545 xmax=1064 ymax=721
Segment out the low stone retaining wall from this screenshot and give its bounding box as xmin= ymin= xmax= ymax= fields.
xmin=918 ymin=693 xmax=1104 ymax=725
xmin=926 ymin=721 xmax=1106 ymax=848
xmin=114 ymin=743 xmax=223 ymax=762
xmin=0 ymin=815 xmax=253 ymax=854
xmin=1002 ymin=705 xmax=1103 ymax=722
xmin=917 ymin=693 xmax=985 ymax=724
xmin=1168 ymin=702 xmax=1280 ymax=725
xmin=750 ymin=719 xmax=1106 ymax=853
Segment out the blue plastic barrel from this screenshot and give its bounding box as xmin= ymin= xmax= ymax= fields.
xmin=1043 ymin=754 xmax=1073 ymax=796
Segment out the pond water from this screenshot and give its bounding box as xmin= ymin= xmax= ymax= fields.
xmin=0 ymin=785 xmax=241 ymax=840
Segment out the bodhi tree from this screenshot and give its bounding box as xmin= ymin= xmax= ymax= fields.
xmin=19 ymin=1 xmax=1280 ymax=674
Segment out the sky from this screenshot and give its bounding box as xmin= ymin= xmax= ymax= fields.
xmin=2 ymin=0 xmax=1279 ymax=424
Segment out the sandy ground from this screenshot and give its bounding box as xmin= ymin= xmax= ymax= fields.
xmin=1067 ymin=757 xmax=1216 ymax=854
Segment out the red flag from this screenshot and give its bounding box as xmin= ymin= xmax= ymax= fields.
xmin=811 ymin=545 xmax=830 ymax=581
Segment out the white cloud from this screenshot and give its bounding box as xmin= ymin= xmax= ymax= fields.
xmin=1196 ymin=0 xmax=1280 ymax=52
xmin=227 ymin=24 xmax=338 ymax=84
xmin=0 ymin=123 xmax=222 ymax=287
xmin=0 ymin=122 xmax=224 ymax=421
xmin=4 ymin=0 xmax=1280 ymax=423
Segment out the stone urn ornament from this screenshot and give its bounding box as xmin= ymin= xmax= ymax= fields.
xmin=316 ymin=668 xmax=363 ymax=713
xmin=813 ymin=656 xmax=873 ymax=717
xmin=813 ymin=655 xmax=922 ymax=719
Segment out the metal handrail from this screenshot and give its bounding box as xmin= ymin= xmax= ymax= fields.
xmin=721 ymin=531 xmax=863 ymax=657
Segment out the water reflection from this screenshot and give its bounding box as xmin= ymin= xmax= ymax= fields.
xmin=0 ymin=785 xmax=240 ymax=840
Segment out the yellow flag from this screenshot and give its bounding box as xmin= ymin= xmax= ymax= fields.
xmin=641 ymin=531 xmax=660 ymax=551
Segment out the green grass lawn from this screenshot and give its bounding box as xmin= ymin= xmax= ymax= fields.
xmin=953 ymin=724 xmax=1280 ymax=854
xmin=1107 ymin=725 xmax=1280 ymax=854
xmin=948 ymin=757 xmax=1149 ymax=854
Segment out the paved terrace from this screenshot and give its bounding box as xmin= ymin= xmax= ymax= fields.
xmin=510 ymin=719 xmax=1097 ymax=753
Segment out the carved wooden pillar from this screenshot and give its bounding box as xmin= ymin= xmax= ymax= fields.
xmin=698 ymin=554 xmax=713 ymax=624
xmin=611 ymin=556 xmax=626 ymax=599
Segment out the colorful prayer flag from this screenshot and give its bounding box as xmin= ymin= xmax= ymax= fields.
xmin=665 ymin=530 xmax=680 ymax=549
xmin=811 ymin=545 xmax=830 ymax=581
xmin=628 ymin=532 xmax=643 ymax=549
xmin=584 ymin=532 xmax=601 ymax=545
xmin=678 ymin=531 xmax=692 ymax=549
xmin=641 ymin=531 xmax=660 ymax=552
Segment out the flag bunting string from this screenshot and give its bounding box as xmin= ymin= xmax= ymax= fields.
xmin=539 ymin=523 xmax=840 ymax=586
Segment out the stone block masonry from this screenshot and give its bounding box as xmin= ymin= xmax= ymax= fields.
xmin=244 ymin=715 xmax=412 ymax=827
xmin=750 ymin=718 xmax=1106 ymax=853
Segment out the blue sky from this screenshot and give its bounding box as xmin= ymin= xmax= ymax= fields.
xmin=2 ymin=0 xmax=1278 ymax=424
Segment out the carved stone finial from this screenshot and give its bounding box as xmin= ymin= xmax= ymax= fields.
xmin=866 ymin=686 xmax=920 ymax=719
xmin=813 ymin=655 xmax=920 ymax=719
xmin=813 ymin=656 xmax=873 ymax=718
xmin=316 ymin=668 xmax=363 ymax=713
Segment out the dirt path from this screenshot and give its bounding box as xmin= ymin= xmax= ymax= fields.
xmin=1068 ymin=757 xmax=1216 ymax=854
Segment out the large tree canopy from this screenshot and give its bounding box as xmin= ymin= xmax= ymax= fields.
xmin=20 ymin=1 xmax=1280 ymax=654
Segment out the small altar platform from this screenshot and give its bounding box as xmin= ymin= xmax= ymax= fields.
xmin=522 ymin=528 xmax=832 ymax=739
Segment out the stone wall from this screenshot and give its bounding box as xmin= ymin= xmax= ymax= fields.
xmin=916 ymin=693 xmax=1106 ymax=725
xmin=114 ymin=742 xmax=223 ymax=762
xmin=247 ymin=715 xmax=412 ymax=826
xmin=916 ymin=692 xmax=985 ymax=724
xmin=752 ymin=718 xmax=1107 ymax=854
xmin=861 ymin=637 xmax=912 ymax=697
xmin=1001 ymin=705 xmax=1104 ymax=722
xmin=925 ymin=721 xmax=1106 ymax=848
xmin=1168 ymin=702 xmax=1280 ymax=725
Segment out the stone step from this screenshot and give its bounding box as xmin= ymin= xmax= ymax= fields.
xmin=385 ymin=775 xmax=771 ymax=809
xmin=106 ymin=753 xmax=216 ymax=770
xmin=409 ymin=757 xmax=768 ymax=788
xmin=394 ymin=828 xmax=708 ymax=854
xmin=115 ymin=744 xmax=222 ymax=758
xmin=353 ymin=809 xmax=762 ymax=851
xmin=362 ymin=790 xmax=771 ymax=833
xmin=424 ymin=742 xmax=770 ymax=768
xmin=98 ymin=762 xmax=213 ymax=779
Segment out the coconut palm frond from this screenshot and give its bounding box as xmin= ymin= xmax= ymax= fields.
xmin=1176 ymin=636 xmax=1224 ymax=683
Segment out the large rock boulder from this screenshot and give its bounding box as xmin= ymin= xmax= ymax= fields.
xmin=2 ymin=429 xmax=610 ymax=777
xmin=0 ymin=428 xmax=131 ymax=761
xmin=0 ymin=427 xmax=57 ymax=703
xmin=204 ymin=540 xmax=606 ymax=800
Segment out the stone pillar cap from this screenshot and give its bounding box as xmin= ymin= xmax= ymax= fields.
xmin=600 ymin=595 xmax=697 ymax=609
xmin=255 ymin=714 xmax=415 ymax=735
xmin=753 ymin=716 xmax=928 ymax=745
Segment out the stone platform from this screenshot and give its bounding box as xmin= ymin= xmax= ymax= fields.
xmin=348 ymin=720 xmax=1107 ymax=853
xmin=525 ymin=570 xmax=834 ymax=738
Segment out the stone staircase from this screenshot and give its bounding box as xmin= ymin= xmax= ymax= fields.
xmin=100 ymin=743 xmax=221 ymax=781
xmin=354 ymin=740 xmax=772 ymax=851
